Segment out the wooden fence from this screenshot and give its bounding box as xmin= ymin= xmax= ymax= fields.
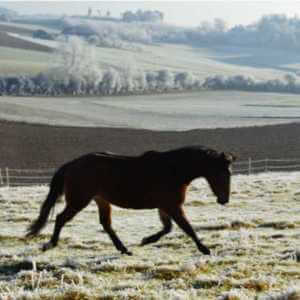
xmin=1 ymin=158 xmax=300 ymax=187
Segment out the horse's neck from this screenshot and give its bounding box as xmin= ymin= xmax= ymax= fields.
xmin=163 ymin=155 xmax=203 ymax=183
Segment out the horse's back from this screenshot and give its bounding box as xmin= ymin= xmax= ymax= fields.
xmin=63 ymin=151 xmax=177 ymax=209
xmin=62 ymin=149 xmax=189 ymax=210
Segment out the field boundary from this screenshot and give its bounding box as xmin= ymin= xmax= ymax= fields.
xmin=0 ymin=167 xmax=55 ymax=187
xmin=1 ymin=158 xmax=300 ymax=187
xmin=234 ymin=158 xmax=300 ymax=175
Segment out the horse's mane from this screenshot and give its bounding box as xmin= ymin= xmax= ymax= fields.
xmin=93 ymin=146 xmax=221 ymax=162
xmin=94 ymin=151 xmax=137 ymax=160
xmin=163 ymin=145 xmax=221 ymax=160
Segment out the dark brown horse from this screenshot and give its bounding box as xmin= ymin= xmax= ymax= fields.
xmin=27 ymin=146 xmax=236 ymax=255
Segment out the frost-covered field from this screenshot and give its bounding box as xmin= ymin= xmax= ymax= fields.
xmin=1 ymin=91 xmax=300 ymax=130
xmin=0 ymin=46 xmax=51 ymax=75
xmin=91 ymin=43 xmax=290 ymax=81
xmin=1 ymin=40 xmax=297 ymax=80
xmin=1 ymin=172 xmax=300 ymax=299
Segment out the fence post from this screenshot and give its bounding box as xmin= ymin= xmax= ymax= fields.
xmin=5 ymin=167 xmax=10 ymax=187
xmin=248 ymin=158 xmax=252 ymax=175
xmin=265 ymin=158 xmax=268 ymax=172
xmin=0 ymin=168 xmax=3 ymax=186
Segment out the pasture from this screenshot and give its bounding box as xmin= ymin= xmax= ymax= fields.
xmin=1 ymin=172 xmax=300 ymax=299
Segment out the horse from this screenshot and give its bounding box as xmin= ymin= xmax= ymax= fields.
xmin=26 ymin=145 xmax=236 ymax=256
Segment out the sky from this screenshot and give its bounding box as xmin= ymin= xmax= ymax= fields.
xmin=2 ymin=1 xmax=300 ymax=28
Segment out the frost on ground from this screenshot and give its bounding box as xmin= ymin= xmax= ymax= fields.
xmin=1 ymin=172 xmax=300 ymax=299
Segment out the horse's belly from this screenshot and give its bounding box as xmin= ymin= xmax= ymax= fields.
xmin=97 ymin=177 xmax=164 ymax=209
xmin=108 ymin=196 xmax=158 ymax=210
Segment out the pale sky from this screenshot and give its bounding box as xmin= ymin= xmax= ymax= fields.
xmin=2 ymin=1 xmax=300 ymax=27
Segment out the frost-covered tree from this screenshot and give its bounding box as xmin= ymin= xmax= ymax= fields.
xmin=122 ymin=9 xmax=164 ymax=23
xmin=175 ymin=72 xmax=196 ymax=89
xmin=157 ymin=70 xmax=175 ymax=90
xmin=52 ymin=36 xmax=103 ymax=95
xmin=0 ymin=76 xmax=6 ymax=95
xmin=55 ymin=36 xmax=98 ymax=78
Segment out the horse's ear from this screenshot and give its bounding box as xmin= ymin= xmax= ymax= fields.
xmin=221 ymin=152 xmax=237 ymax=163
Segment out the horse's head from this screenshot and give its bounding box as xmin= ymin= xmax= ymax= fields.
xmin=161 ymin=146 xmax=236 ymax=205
xmin=205 ymin=152 xmax=236 ymax=205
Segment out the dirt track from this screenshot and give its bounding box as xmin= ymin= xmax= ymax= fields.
xmin=1 ymin=120 xmax=300 ymax=169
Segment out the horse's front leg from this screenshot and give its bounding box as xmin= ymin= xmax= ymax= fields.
xmin=141 ymin=209 xmax=172 ymax=246
xmin=95 ymin=198 xmax=132 ymax=256
xmin=167 ymin=206 xmax=211 ymax=255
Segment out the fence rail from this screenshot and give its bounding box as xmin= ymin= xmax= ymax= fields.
xmin=233 ymin=158 xmax=300 ymax=175
xmin=1 ymin=158 xmax=300 ymax=187
xmin=0 ymin=167 xmax=55 ymax=187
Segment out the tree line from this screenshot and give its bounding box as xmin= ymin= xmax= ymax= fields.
xmin=6 ymin=12 xmax=300 ymax=52
xmin=122 ymin=9 xmax=164 ymax=23
xmin=2 ymin=72 xmax=300 ymax=96
xmin=62 ymin=14 xmax=300 ymax=51
xmin=1 ymin=32 xmax=300 ymax=97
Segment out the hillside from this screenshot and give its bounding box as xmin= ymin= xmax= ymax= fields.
xmin=0 ymin=31 xmax=52 ymax=52
xmin=0 ymin=37 xmax=296 ymax=81
xmin=0 ymin=20 xmax=298 ymax=82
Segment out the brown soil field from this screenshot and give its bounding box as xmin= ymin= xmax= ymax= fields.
xmin=0 ymin=23 xmax=35 ymax=35
xmin=0 ymin=31 xmax=52 ymax=52
xmin=1 ymin=120 xmax=300 ymax=169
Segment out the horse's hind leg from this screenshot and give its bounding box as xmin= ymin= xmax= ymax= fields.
xmin=141 ymin=209 xmax=172 ymax=246
xmin=95 ymin=198 xmax=132 ymax=256
xmin=167 ymin=206 xmax=210 ymax=255
xmin=42 ymin=190 xmax=91 ymax=251
xmin=42 ymin=204 xmax=80 ymax=251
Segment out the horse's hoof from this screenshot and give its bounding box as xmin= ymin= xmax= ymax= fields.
xmin=140 ymin=238 xmax=148 ymax=246
xmin=121 ymin=250 xmax=133 ymax=256
xmin=201 ymin=247 xmax=211 ymax=255
xmin=42 ymin=242 xmax=54 ymax=252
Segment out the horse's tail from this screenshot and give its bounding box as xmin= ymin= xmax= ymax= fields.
xmin=26 ymin=163 xmax=68 ymax=237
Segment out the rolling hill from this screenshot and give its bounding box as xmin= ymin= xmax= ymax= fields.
xmin=0 ymin=20 xmax=299 ymax=82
